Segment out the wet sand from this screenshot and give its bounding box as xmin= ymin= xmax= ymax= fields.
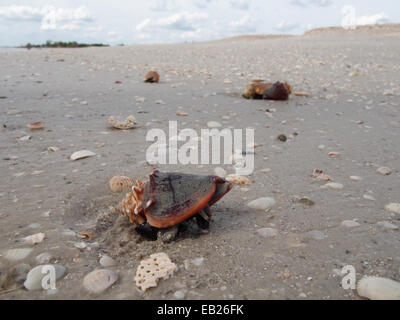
xmin=0 ymin=26 xmax=399 ymax=299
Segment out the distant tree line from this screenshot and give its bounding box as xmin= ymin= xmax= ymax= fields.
xmin=24 ymin=41 xmax=110 ymax=49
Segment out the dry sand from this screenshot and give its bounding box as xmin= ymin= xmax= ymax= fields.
xmin=0 ymin=26 xmax=399 ymax=300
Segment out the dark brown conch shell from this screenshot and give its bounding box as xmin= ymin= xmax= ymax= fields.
xmin=144 ymin=71 xmax=160 ymax=83
xmin=117 ymin=170 xmax=232 ymax=229
xmin=262 ymin=81 xmax=292 ymax=100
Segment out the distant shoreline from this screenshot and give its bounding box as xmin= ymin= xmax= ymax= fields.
xmin=2 ymin=23 xmax=399 ymax=49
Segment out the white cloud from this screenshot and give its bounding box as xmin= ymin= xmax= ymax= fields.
xmin=230 ymin=15 xmax=256 ymax=33
xmin=357 ymin=13 xmax=389 ymax=26
xmin=230 ymin=0 xmax=250 ymax=11
xmin=276 ymin=20 xmax=300 ymax=32
xmin=136 ymin=12 xmax=208 ymax=32
xmin=150 ymin=0 xmax=177 ymax=12
xmin=0 ymin=5 xmax=94 ymax=31
xmin=0 ymin=5 xmax=43 ymax=21
xmin=290 ymin=0 xmax=332 ymax=8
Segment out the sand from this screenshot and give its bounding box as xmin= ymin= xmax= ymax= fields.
xmin=0 ymin=26 xmax=399 ymax=300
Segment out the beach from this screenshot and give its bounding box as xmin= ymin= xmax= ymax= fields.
xmin=0 ymin=26 xmax=399 ymax=299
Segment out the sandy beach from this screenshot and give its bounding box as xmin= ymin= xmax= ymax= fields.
xmin=0 ymin=26 xmax=399 ymax=300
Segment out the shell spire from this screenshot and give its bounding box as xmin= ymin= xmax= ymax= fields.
xmin=117 ymin=180 xmax=147 ymax=225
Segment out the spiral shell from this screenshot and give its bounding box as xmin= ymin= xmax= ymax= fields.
xmin=109 ymin=176 xmax=133 ymax=193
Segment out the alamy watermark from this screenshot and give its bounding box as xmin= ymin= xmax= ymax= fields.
xmin=41 ymin=265 xmax=57 ymax=290
xmin=145 ymin=121 xmax=255 ymax=175
xmin=341 ymin=5 xmax=357 ymax=30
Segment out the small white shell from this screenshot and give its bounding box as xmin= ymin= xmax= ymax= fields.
xmin=385 ymin=203 xmax=400 ymax=215
xmin=70 ymin=150 xmax=96 ymax=161
xmin=357 ymin=276 xmax=400 ymax=300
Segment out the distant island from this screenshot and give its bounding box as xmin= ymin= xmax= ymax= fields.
xmin=23 ymin=40 xmax=110 ymax=49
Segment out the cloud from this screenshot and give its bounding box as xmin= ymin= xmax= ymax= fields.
xmin=0 ymin=5 xmax=43 ymax=21
xmin=150 ymin=0 xmax=177 ymax=12
xmin=290 ymin=0 xmax=332 ymax=8
xmin=230 ymin=0 xmax=250 ymax=11
xmin=195 ymin=0 xmax=214 ymax=9
xmin=230 ymin=15 xmax=256 ymax=33
xmin=136 ymin=12 xmax=208 ymax=32
xmin=0 ymin=5 xmax=94 ymax=31
xmin=357 ymin=13 xmax=389 ymax=26
xmin=275 ymin=20 xmax=300 ymax=32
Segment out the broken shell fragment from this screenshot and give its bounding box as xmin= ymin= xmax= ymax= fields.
xmin=357 ymin=276 xmax=400 ymax=300
xmin=109 ymin=176 xmax=133 ymax=193
xmin=70 ymin=150 xmax=96 ymax=161
xmin=377 ymin=167 xmax=391 ymax=176
xmin=385 ymin=203 xmax=400 ymax=215
xmin=134 ymin=252 xmax=177 ymax=291
xmin=144 ymin=71 xmax=160 ymax=83
xmin=312 ymin=169 xmax=332 ymax=181
xmin=108 ymin=115 xmax=136 ymax=130
xmin=294 ymin=91 xmax=310 ymax=97
xmin=225 ymin=174 xmax=252 ymax=185
xmin=27 ymin=122 xmax=44 ymax=130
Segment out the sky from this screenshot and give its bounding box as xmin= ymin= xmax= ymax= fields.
xmin=0 ymin=0 xmax=398 ymax=46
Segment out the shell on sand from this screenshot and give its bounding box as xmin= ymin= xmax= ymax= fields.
xmin=294 ymin=91 xmax=310 ymax=97
xmin=144 ymin=71 xmax=160 ymax=83
xmin=225 ymin=174 xmax=252 ymax=185
xmin=70 ymin=150 xmax=96 ymax=161
xmin=109 ymin=176 xmax=134 ymax=193
xmin=27 ymin=122 xmax=44 ymax=130
xmin=135 ymin=252 xmax=177 ymax=291
xmin=312 ymin=168 xmax=332 ymax=181
xmin=385 ymin=203 xmax=400 ymax=214
xmin=357 ymin=276 xmax=400 ymax=300
xmin=108 ymin=115 xmax=136 ymax=130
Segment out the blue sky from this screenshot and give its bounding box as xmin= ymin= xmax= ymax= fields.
xmin=0 ymin=0 xmax=398 ymax=46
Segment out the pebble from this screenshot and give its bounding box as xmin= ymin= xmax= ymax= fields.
xmin=4 ymin=248 xmax=33 ymax=261
xmin=323 ymin=182 xmax=344 ymax=190
xmin=350 ymin=176 xmax=362 ymax=181
xmin=173 ymin=290 xmax=186 ymax=299
xmin=83 ymin=269 xmax=118 ymax=294
xmin=247 ymin=197 xmax=276 ymax=211
xmin=306 ymin=230 xmax=327 ymax=240
xmin=363 ymin=194 xmax=376 ymax=201
xmin=207 ymin=121 xmax=222 ymax=128
xmin=23 ymin=232 xmax=45 ymax=245
xmin=341 ymin=220 xmax=360 ymax=228
xmin=385 ymin=203 xmax=400 ymax=215
xmin=0 ymin=264 xmax=31 ymax=289
xmin=99 ymin=255 xmax=116 ymax=267
xmin=377 ymin=167 xmax=391 ymax=176
xmin=256 ymin=228 xmax=278 ymax=238
xmin=377 ymin=221 xmax=398 ymax=230
xmin=24 ymin=265 xmax=66 ymax=291
xmin=35 ymin=252 xmax=55 ymax=264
